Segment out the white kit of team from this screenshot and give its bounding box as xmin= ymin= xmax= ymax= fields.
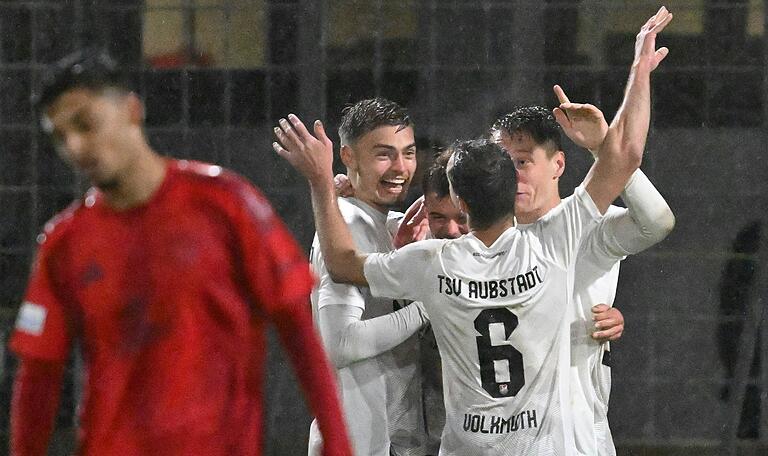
xmin=275 ymin=6 xmax=674 ymax=456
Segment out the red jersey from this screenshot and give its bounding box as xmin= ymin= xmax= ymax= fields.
xmin=11 ymin=160 xmax=318 ymax=455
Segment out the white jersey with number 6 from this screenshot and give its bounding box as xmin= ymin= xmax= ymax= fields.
xmin=364 ymin=186 xmax=601 ymax=455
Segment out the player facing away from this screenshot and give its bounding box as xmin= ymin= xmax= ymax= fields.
xmin=273 ymin=7 xmax=669 ymax=452
xmin=9 ymin=49 xmax=352 ymax=456
xmin=303 ymin=98 xmax=430 ymax=456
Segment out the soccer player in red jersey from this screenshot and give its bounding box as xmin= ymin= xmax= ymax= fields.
xmin=9 ymin=49 xmax=352 ymax=456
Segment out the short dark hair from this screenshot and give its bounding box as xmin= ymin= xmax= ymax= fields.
xmin=338 ymin=98 xmax=412 ymax=146
xmin=447 ymin=139 xmax=516 ymax=230
xmin=490 ymin=106 xmax=563 ymax=154
xmin=422 ymin=149 xmax=452 ymax=199
xmin=34 ymin=48 xmax=130 ymax=112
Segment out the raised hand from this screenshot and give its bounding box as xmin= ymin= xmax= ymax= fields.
xmin=393 ymin=196 xmax=430 ymax=248
xmin=273 ymin=114 xmax=334 ymax=185
xmin=552 ymin=84 xmax=608 ymax=152
xmin=634 ymin=6 xmax=673 ymax=72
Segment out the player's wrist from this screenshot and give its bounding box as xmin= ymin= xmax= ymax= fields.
xmin=309 ymin=172 xmax=336 ymax=194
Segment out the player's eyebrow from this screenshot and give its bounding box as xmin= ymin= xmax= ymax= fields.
xmin=371 ymin=142 xmax=417 ymax=151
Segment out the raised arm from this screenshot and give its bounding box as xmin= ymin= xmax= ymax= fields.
xmin=613 ymin=169 xmax=675 ymax=252
xmin=574 ymin=6 xmax=673 ymax=213
xmin=554 ymin=88 xmax=675 ymax=255
xmin=273 ymin=115 xmax=368 ymax=286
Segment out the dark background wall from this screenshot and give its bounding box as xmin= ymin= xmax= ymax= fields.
xmin=0 ymin=0 xmax=766 ymax=454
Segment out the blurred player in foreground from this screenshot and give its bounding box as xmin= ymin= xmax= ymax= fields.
xmin=9 ymin=49 xmax=351 ymax=456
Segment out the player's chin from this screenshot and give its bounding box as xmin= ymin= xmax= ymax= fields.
xmin=92 ymin=173 xmax=120 ymax=191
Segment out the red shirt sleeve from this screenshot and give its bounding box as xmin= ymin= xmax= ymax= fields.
xmin=11 ymin=358 xmax=66 ymax=456
xmin=229 ymin=179 xmax=352 ymax=455
xmin=231 ymin=182 xmax=314 ymax=315
xmin=10 ymin=233 xmax=73 ymax=362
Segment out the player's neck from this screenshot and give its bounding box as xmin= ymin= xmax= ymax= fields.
xmin=471 ymin=216 xmax=515 ymax=247
xmin=515 ymin=197 xmax=561 ymax=224
xmin=102 ymin=147 xmax=167 ymax=210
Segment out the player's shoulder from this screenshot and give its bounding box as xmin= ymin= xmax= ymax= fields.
xmin=338 ymin=197 xmax=383 ymax=227
xmin=399 ymin=237 xmax=446 ymax=258
xmin=171 ymin=159 xmax=280 ymax=227
xmin=541 ymin=186 xmax=598 ymax=224
xmin=172 ymin=159 xmax=270 ymax=203
xmin=35 ymin=195 xmax=90 ymax=249
xmin=604 ymin=204 xmax=626 ymax=217
xmin=171 ymin=159 xmax=248 ymax=192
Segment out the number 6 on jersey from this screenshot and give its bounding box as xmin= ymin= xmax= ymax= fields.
xmin=474 ymin=308 xmax=525 ymax=398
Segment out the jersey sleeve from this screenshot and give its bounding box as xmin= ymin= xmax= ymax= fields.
xmin=534 ymin=185 xmax=603 ymax=268
xmin=231 ymin=181 xmax=314 ymax=316
xmin=579 ymin=206 xmax=632 ymax=268
xmin=10 ymin=237 xmax=73 ymax=362
xmin=364 ymin=240 xmax=440 ymax=302
xmin=578 ymin=169 xmax=675 ymax=267
xmin=312 ymin=242 xmax=367 ymax=311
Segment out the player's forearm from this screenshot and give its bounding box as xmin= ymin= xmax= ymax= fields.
xmin=319 ymin=302 xmax=429 ymax=368
xmin=309 ymin=179 xmax=368 ymax=286
xmin=610 ymin=66 xmax=651 ymax=168
xmin=273 ymin=303 xmax=353 ymax=456
xmin=586 ymin=57 xmax=651 ymax=213
xmin=616 ymin=169 xmax=675 ymax=252
xmin=11 ymin=358 xmax=65 ymax=456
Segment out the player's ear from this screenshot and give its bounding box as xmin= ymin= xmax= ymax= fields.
xmin=126 ymin=92 xmax=145 ymax=126
xmin=340 ymin=144 xmax=356 ymax=170
xmin=552 ymin=150 xmax=565 ymax=179
xmin=456 ymin=196 xmax=469 ymax=216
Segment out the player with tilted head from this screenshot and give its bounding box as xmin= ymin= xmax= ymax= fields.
xmin=273 ymin=7 xmax=671 ymax=454
xmin=9 ymin=48 xmax=352 ymax=456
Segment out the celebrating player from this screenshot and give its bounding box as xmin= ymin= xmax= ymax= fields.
xmin=273 ymin=7 xmax=671 ymax=454
xmin=491 ymin=96 xmax=674 ymax=454
xmin=8 ymin=49 xmax=352 ymax=456
xmin=303 ymin=98 xmax=430 ymax=456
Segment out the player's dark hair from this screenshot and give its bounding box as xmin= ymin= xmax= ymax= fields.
xmin=338 ymin=98 xmax=412 ymax=146
xmin=34 ymin=48 xmax=131 ymax=112
xmin=490 ymin=106 xmax=563 ymax=155
xmin=447 ymin=139 xmax=516 ymax=230
xmin=422 ymin=149 xmax=452 ymax=199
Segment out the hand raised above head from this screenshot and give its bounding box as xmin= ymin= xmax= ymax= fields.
xmin=273 ymin=114 xmax=335 ymax=185
xmin=633 ymin=6 xmax=673 ymax=72
xmin=552 ymin=84 xmax=608 ymax=153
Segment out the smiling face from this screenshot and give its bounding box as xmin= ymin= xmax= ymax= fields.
xmin=497 ymin=130 xmax=564 ymax=224
xmin=44 ymin=87 xmax=141 ymax=190
xmin=342 ymin=125 xmax=417 ymax=212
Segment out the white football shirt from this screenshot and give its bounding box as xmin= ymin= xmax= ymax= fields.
xmin=520 ymin=203 xmax=627 ymax=456
xmin=308 ymin=197 xmax=425 ymax=456
xmin=364 ymin=186 xmax=601 ymax=455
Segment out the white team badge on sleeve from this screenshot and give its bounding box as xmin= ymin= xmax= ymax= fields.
xmin=15 ymin=302 xmax=48 ymax=336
